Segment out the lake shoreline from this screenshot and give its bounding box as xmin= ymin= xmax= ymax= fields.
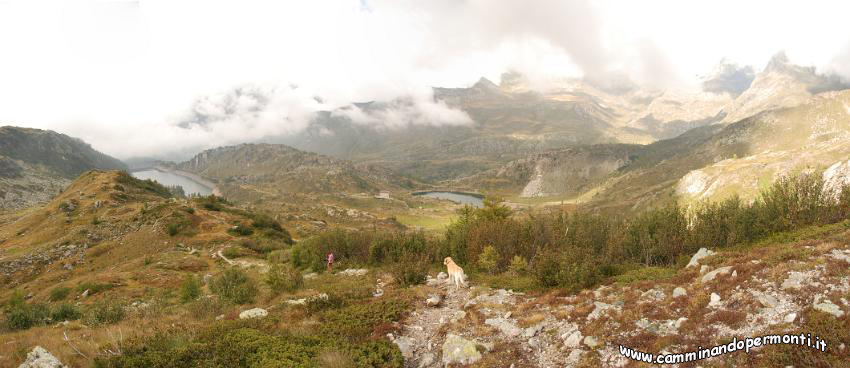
xmin=131 ymin=166 xmax=221 ymax=196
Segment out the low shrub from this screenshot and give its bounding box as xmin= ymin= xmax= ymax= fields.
xmin=49 ymin=286 xmax=71 ymax=301
xmin=477 ymin=245 xmax=500 ymax=274
xmin=508 ymin=255 xmax=529 ymax=275
xmin=265 ymin=263 xmax=303 ymax=294
xmin=50 ymin=303 xmax=82 ymax=321
xmin=179 ymin=274 xmax=202 ymax=303
xmin=227 ymin=224 xmax=254 ymax=237
xmin=209 ymin=268 xmax=258 ymax=304
xmin=84 ymin=301 xmax=126 ymax=325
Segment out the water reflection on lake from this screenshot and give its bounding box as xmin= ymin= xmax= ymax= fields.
xmin=131 ymin=170 xmax=213 ymax=196
xmin=413 ymin=191 xmax=484 ymax=208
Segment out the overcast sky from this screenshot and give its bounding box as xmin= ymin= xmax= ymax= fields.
xmin=1 ymin=0 xmax=849 ymax=159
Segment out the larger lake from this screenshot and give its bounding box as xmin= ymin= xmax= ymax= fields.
xmin=131 ymin=170 xmax=213 ymax=196
xmin=413 ymin=191 xmax=484 ymax=208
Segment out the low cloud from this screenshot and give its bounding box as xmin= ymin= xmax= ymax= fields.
xmin=332 ymin=95 xmax=472 ymax=129
xmin=701 ymin=60 xmax=756 ymax=96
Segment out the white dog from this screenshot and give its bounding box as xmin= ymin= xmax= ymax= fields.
xmin=443 ymin=257 xmax=467 ymax=289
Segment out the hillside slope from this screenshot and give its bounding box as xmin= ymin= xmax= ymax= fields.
xmin=395 ymin=224 xmax=850 ymax=367
xmin=0 ymin=126 xmax=126 ymax=210
xmin=458 ymin=90 xmax=850 ymax=213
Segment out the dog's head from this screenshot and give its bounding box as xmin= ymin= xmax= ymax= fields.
xmin=443 ymin=257 xmax=453 ymax=266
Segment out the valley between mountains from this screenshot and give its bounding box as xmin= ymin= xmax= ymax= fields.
xmin=3 ymin=55 xmax=850 ymax=367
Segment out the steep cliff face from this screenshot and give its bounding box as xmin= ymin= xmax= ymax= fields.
xmin=0 ymin=126 xmax=126 ymax=210
xmin=452 ymin=145 xmax=642 ymax=198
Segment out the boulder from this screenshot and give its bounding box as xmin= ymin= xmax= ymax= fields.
xmin=784 ymin=313 xmax=797 ymax=323
xmin=687 ymin=248 xmax=715 ymax=268
xmin=442 ymin=334 xmax=482 ymax=365
xmin=523 ymin=323 xmax=545 ymax=338
xmin=587 ymin=301 xmax=616 ymax=320
xmin=563 ymin=330 xmax=583 ymax=348
xmin=583 ymin=336 xmax=600 ymax=349
xmin=484 ymin=317 xmax=522 ymax=337
xmin=418 ymin=352 xmax=436 ymax=368
xmin=17 ymin=346 xmax=67 ymax=368
xmin=753 ymin=291 xmax=779 ymax=308
xmin=338 ymin=268 xmax=368 ymax=277
xmin=672 ymin=287 xmax=687 ymax=298
xmin=701 ymin=266 xmax=733 ymax=283
xmin=393 ymin=336 xmax=414 ymax=359
xmin=708 ymin=293 xmax=722 ymax=308
xmin=425 ymin=294 xmax=442 ymax=307
xmin=781 ymin=272 xmax=807 ymax=290
xmin=814 ymin=300 xmax=845 ymax=318
xmin=239 ymin=308 xmax=268 ymax=319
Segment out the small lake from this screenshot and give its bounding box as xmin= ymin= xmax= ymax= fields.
xmin=131 ymin=170 xmax=213 ymax=196
xmin=413 ymin=191 xmax=484 ymax=208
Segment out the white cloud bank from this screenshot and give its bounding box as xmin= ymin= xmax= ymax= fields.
xmin=0 ymin=0 xmax=849 ymax=159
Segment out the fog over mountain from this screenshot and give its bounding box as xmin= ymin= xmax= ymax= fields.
xmin=1 ymin=0 xmax=850 ymax=160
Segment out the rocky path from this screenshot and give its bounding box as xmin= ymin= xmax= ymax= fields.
xmin=391 ymin=240 xmax=850 ymax=367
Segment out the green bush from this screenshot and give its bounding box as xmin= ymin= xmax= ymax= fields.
xmin=390 ymin=258 xmax=427 ymax=287
xmin=266 ymin=249 xmax=288 ymax=264
xmin=210 ymin=268 xmax=258 ymax=304
xmin=84 ymin=301 xmax=126 ymax=325
xmin=179 ymin=274 xmax=202 ymax=303
xmin=265 ymin=263 xmax=303 ymax=294
xmin=508 ymin=255 xmax=529 ymax=275
xmin=49 ymin=286 xmax=71 ymax=301
xmin=51 ymin=303 xmax=82 ymax=321
xmin=227 ymin=224 xmax=254 ymax=237
xmin=477 ymin=245 xmax=500 ymax=274
xmin=239 ymin=238 xmax=285 ymax=254
xmin=3 ymin=292 xmax=50 ymax=330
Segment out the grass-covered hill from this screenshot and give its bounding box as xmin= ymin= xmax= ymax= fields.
xmin=0 ymin=126 xmax=127 ymax=210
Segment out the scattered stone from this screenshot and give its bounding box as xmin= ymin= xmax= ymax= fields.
xmin=813 ymin=300 xmax=845 ymax=318
xmin=303 ymin=272 xmax=318 ymax=280
xmin=687 ymin=248 xmax=716 ymax=268
xmin=442 ymin=334 xmax=482 ymax=365
xmin=437 ymin=272 xmax=448 ymax=280
xmin=17 ymin=346 xmax=67 ymax=368
xmin=522 ymin=323 xmax=544 ymax=338
xmin=418 ymin=352 xmax=436 ymax=368
xmin=672 ymin=287 xmax=687 ymax=298
xmin=784 ymin=313 xmax=797 ymax=323
xmin=781 ymin=272 xmax=807 ymax=290
xmin=700 ymin=265 xmax=710 ymax=274
xmin=753 ymin=291 xmax=779 ymax=308
xmin=373 ymin=288 xmax=384 ymax=298
xmin=426 ymin=294 xmax=442 ymax=307
xmin=485 ymin=317 xmax=522 ymax=337
xmin=338 ymin=268 xmax=368 ymax=276
xmin=732 ymin=270 xmax=738 ymax=278
xmin=674 ymin=317 xmax=688 ymax=330
xmin=81 ymin=289 xmax=90 ymax=298
xmin=202 ymin=274 xmax=212 ymax=284
xmin=503 ymin=311 xmax=512 ymax=319
xmin=565 ymin=350 xmax=583 ymax=366
xmin=708 ymin=293 xmax=722 ymax=308
xmin=583 ymin=336 xmax=600 ymax=349
xmin=393 ymin=336 xmax=414 ymax=359
xmin=587 ymin=301 xmax=617 ymax=320
xmin=450 ymin=310 xmax=467 ymax=323
xmin=239 ymin=308 xmax=268 ymax=319
xmin=563 ymin=330 xmax=583 ymax=348
xmin=702 ymin=266 xmax=733 ymax=283
xmin=828 ymin=249 xmax=850 ymax=263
